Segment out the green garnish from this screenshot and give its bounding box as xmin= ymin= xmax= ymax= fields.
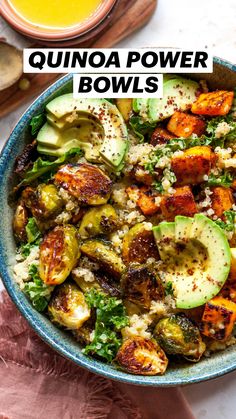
xmin=215 ymin=210 xmax=236 ymax=232
xmin=165 ymin=281 xmax=174 ymax=296
xmin=24 ymin=264 xmax=54 ymax=312
xmin=30 ymin=113 xmax=46 ymax=136
xmin=26 ymin=217 xmax=41 ymax=244
xmin=83 ymin=289 xmax=129 ymax=362
xmin=19 ymin=147 xmax=83 ymax=186
xmin=20 ymin=217 xmax=42 ymax=258
xmin=207 ymin=172 xmax=235 ymax=188
xmin=129 ymin=116 xmax=156 ymax=143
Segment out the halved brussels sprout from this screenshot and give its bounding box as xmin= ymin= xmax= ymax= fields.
xmin=116 ymin=336 xmax=168 ymax=375
xmin=13 ymin=200 xmax=28 ymax=242
xmin=54 ymin=163 xmax=112 ymax=205
xmin=48 ymin=282 xmax=90 ymax=329
xmin=72 ymin=268 xmax=102 ymax=293
xmin=121 ymin=265 xmax=163 ymax=309
xmin=39 ymin=225 xmax=80 ymax=285
xmin=22 ymin=184 xmax=63 ymax=220
xmin=122 ymin=223 xmax=159 ymax=264
xmin=154 ymin=313 xmax=206 ymax=361
xmin=79 ymin=204 xmax=118 ymax=239
xmin=73 ymin=267 xmax=121 ymax=297
xmin=81 ymin=239 xmax=125 ymax=280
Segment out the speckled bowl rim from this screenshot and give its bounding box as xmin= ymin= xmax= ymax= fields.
xmin=1 ymin=57 xmax=236 ymax=386
xmin=0 ymin=0 xmax=117 ymax=41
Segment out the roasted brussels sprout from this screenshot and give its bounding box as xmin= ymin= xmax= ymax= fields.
xmin=22 ymin=184 xmax=63 ymax=220
xmin=154 ymin=314 xmax=206 ymax=361
xmin=121 ymin=265 xmax=163 ymax=309
xmin=39 ymin=225 xmax=80 ymax=285
xmin=116 ymin=337 xmax=168 ymax=375
xmin=78 ymin=204 xmax=118 ymax=238
xmin=122 ymin=223 xmax=159 ymax=264
xmin=72 ymin=267 xmax=102 ymax=293
xmin=48 ymin=282 xmax=90 ymax=329
xmin=13 ymin=200 xmax=28 ymax=242
xmin=14 ymin=140 xmax=37 ymax=177
xmin=72 ymin=322 xmax=94 ymax=345
xmin=73 ymin=267 xmax=121 ymax=297
xmin=81 ymin=240 xmax=125 ymax=280
xmin=54 ymin=163 xmax=112 ymax=205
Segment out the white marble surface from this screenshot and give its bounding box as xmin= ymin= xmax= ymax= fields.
xmin=1 ymin=0 xmax=236 ymax=417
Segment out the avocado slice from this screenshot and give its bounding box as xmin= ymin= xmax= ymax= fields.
xmin=148 ymin=77 xmax=199 ymax=123
xmin=153 ymin=214 xmax=231 ymax=309
xmin=132 ymin=76 xmax=176 ymax=120
xmin=153 ymin=222 xmax=176 ymax=261
xmin=37 ymin=95 xmax=128 ymax=168
xmin=132 ymin=98 xmax=149 ymax=118
xmin=175 ymin=216 xmax=193 ymax=242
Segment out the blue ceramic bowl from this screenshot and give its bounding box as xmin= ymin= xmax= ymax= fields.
xmin=1 ymin=58 xmax=236 ymax=386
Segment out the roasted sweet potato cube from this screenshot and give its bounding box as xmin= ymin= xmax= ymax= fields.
xmin=167 ymin=112 xmax=206 ymax=138
xmin=150 ymin=127 xmax=175 ymax=146
xmin=200 ymin=296 xmax=236 ymax=341
xmin=160 ymin=186 xmax=197 ymax=221
xmin=137 ymin=186 xmax=161 ymax=216
xmin=171 ymin=146 xmax=216 ymax=185
xmin=210 ymin=187 xmax=233 ymax=217
xmin=191 ymin=91 xmax=234 ymax=116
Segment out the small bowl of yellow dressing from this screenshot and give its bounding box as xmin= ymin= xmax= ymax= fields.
xmin=0 ymin=0 xmax=117 ymax=43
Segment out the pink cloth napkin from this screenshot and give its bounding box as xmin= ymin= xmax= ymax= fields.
xmin=0 ymin=291 xmax=195 ymax=419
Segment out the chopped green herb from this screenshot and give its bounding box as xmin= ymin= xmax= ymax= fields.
xmin=83 ymin=289 xmax=128 ymax=362
xmin=30 ymin=113 xmax=46 ymax=136
xmin=20 ymin=240 xmax=40 ymax=258
xmin=25 ymin=217 xmax=41 ymax=244
xmin=165 ymin=281 xmax=174 ymax=296
xmin=206 ymin=115 xmax=236 ymax=142
xmin=215 ymin=210 xmax=236 ymax=232
xmin=207 ymin=172 xmax=234 ymax=188
xmin=24 ymin=264 xmax=53 ymax=312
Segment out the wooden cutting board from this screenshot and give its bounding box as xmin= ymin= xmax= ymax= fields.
xmin=0 ymin=0 xmax=157 ymax=118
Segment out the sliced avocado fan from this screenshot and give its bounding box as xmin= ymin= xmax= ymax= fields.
xmin=153 ymin=214 xmax=231 ymax=309
xmin=37 ymin=95 xmax=128 ymax=169
xmin=133 ymin=76 xmax=199 ymax=123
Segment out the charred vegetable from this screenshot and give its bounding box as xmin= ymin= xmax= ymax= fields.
xmin=154 ymin=314 xmax=206 ymax=360
xmin=48 ymin=282 xmax=90 ymax=329
xmin=54 ymin=163 xmax=112 ymax=205
xmin=116 ymin=337 xmax=168 ymax=375
xmin=122 ymin=223 xmax=159 ymax=264
xmin=121 ymin=265 xmax=163 ymax=309
xmin=13 ymin=201 xmax=28 ymax=242
xmin=22 ymin=184 xmax=63 ymax=220
xmin=78 ymin=204 xmax=118 ymax=238
xmin=81 ymin=240 xmax=125 ymax=280
xmin=14 ymin=140 xmax=37 ymax=177
xmin=39 ymin=225 xmax=80 ymax=285
xmin=73 ymin=269 xmax=121 ymax=297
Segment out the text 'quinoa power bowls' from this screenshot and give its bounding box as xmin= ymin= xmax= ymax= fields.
xmin=1 ymin=61 xmax=236 ymax=385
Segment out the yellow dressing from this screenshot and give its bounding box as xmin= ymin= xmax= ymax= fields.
xmin=8 ymin=0 xmax=103 ymax=29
